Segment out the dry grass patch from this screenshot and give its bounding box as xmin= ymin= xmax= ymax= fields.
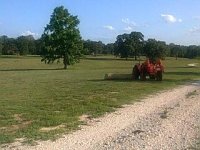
xmin=40 ymin=125 xmax=66 ymax=132
xmin=13 ymin=114 xmax=24 ymax=122
xmin=0 ymin=121 xmax=32 ymax=133
xmin=79 ymin=114 xmax=92 ymax=123
xmin=0 ymin=114 xmax=32 ymax=133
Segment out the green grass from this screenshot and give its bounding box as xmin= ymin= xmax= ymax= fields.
xmin=0 ymin=55 xmax=200 ymax=145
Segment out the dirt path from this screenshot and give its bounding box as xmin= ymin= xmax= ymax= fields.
xmin=2 ymin=82 xmax=200 ymax=150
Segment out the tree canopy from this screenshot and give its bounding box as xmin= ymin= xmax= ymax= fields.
xmin=144 ymin=39 xmax=169 ymax=61
xmin=17 ymin=35 xmax=36 ymax=55
xmin=41 ymin=6 xmax=83 ymax=69
xmin=114 ymin=32 xmax=144 ymax=60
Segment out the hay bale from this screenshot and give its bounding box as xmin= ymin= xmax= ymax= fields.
xmin=104 ymin=73 xmax=132 ymax=80
xmin=187 ymin=63 xmax=198 ymax=67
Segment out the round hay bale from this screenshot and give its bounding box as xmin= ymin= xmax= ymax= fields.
xmin=104 ymin=73 xmax=132 ymax=80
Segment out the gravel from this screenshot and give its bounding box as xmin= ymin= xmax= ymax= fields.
xmin=2 ymin=82 xmax=200 ymax=150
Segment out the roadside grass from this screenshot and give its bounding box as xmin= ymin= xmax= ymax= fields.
xmin=0 ymin=55 xmax=199 ymax=145
xmin=186 ymin=90 xmax=198 ymax=98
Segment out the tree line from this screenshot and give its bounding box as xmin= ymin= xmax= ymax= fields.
xmin=0 ymin=35 xmax=43 ymax=55
xmin=83 ymin=34 xmax=200 ymax=60
xmin=1 ymin=33 xmax=200 ymax=59
xmin=0 ymin=35 xmax=114 ymax=56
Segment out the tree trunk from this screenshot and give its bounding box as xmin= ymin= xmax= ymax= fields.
xmin=63 ymin=54 xmax=67 ymax=69
xmin=134 ymin=50 xmax=137 ymax=60
xmin=64 ymin=63 xmax=67 ymax=69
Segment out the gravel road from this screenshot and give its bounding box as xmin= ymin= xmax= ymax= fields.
xmin=2 ymin=82 xmax=200 ymax=150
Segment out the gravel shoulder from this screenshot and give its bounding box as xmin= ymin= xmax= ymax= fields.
xmin=2 ymin=82 xmax=200 ymax=150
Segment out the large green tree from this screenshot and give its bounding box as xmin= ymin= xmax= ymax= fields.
xmin=41 ymin=6 xmax=83 ymax=69
xmin=129 ymin=32 xmax=144 ymax=60
xmin=114 ymin=33 xmax=130 ymax=59
xmin=114 ymin=32 xmax=144 ymax=60
xmin=144 ymin=39 xmax=169 ymax=61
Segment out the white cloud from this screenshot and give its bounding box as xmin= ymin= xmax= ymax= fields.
xmin=161 ymin=14 xmax=182 ymax=23
xmin=193 ymin=16 xmax=200 ymax=20
xmin=103 ymin=25 xmax=115 ymax=31
xmin=189 ymin=26 xmax=200 ymax=34
xmin=21 ymin=30 xmax=38 ymax=37
xmin=122 ymin=18 xmax=137 ymax=27
xmin=124 ymin=26 xmax=133 ymax=32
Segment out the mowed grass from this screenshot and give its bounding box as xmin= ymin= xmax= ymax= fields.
xmin=0 ymin=55 xmax=199 ymax=145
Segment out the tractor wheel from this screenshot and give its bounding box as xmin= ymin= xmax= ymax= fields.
xmin=149 ymin=75 xmax=155 ymax=80
xmin=140 ymin=71 xmax=146 ymax=81
xmin=140 ymin=64 xmax=147 ymax=81
xmin=156 ymin=71 xmax=162 ymax=81
xmin=140 ymin=73 xmax=146 ymax=80
xmin=140 ymin=67 xmax=146 ymax=81
xmin=132 ymin=65 xmax=140 ymax=80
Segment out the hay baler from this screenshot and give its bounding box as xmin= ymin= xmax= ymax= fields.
xmin=132 ymin=59 xmax=164 ymax=81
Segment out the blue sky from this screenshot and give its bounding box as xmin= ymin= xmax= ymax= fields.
xmin=0 ymin=0 xmax=200 ymax=45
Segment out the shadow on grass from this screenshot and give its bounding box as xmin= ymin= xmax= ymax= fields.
xmin=0 ymin=55 xmax=40 ymax=59
xmin=88 ymin=79 xmax=133 ymax=82
xmin=82 ymin=57 xmax=141 ymax=61
xmin=89 ymin=77 xmax=199 ymax=85
xmin=165 ymin=72 xmax=200 ymax=76
xmin=88 ymin=79 xmax=166 ymax=83
xmin=0 ymin=68 xmax=64 ymax=72
xmin=167 ymin=66 xmax=200 ymax=69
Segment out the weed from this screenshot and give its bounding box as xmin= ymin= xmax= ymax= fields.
xmin=160 ymin=109 xmax=168 ymax=119
xmin=186 ymin=90 xmax=198 ymax=98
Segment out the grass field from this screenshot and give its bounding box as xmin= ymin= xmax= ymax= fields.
xmin=0 ymin=55 xmax=200 ymax=145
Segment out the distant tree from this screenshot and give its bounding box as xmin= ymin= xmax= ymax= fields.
xmin=17 ymin=36 xmax=29 ymax=55
xmin=2 ymin=37 xmax=18 ymax=55
xmin=169 ymin=43 xmax=183 ymax=60
xmin=114 ymin=32 xmax=144 ymax=60
xmin=34 ymin=39 xmax=43 ymax=55
xmin=41 ymin=6 xmax=83 ymax=69
xmin=94 ymin=41 xmax=105 ymax=55
xmin=185 ymin=45 xmax=200 ymax=58
xmin=83 ymin=40 xmax=90 ymax=55
xmin=26 ymin=35 xmax=36 ymax=55
xmin=0 ymin=40 xmax=2 ymax=55
xmin=0 ymin=36 xmax=7 ymax=54
xmin=144 ymin=39 xmax=168 ymax=61
xmin=114 ymin=33 xmax=130 ymax=59
xmin=17 ymin=35 xmax=36 ymax=55
xmin=129 ymin=32 xmax=144 ymax=60
xmin=83 ymin=40 xmax=105 ymax=55
xmin=104 ymin=43 xmax=114 ymax=54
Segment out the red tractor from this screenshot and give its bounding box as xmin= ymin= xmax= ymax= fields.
xmin=132 ymin=58 xmax=164 ymax=81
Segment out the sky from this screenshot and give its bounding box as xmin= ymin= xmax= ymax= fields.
xmin=0 ymin=0 xmax=200 ymax=45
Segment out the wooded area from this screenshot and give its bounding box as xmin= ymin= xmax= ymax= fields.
xmin=1 ymin=33 xmax=200 ymax=59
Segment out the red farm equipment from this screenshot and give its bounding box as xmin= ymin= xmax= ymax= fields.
xmin=132 ymin=58 xmax=164 ymax=81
